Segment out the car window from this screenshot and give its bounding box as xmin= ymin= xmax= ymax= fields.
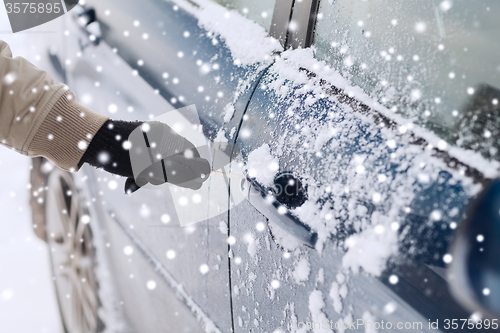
xmin=211 ymin=0 xmax=276 ymax=31
xmin=313 ymin=0 xmax=500 ymax=160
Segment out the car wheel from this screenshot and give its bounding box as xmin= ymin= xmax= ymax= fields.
xmin=44 ymin=169 xmax=104 ymax=333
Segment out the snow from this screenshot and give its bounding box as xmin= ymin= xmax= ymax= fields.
xmin=245 ymin=233 xmax=257 ymax=257
xmin=223 ymin=103 xmax=235 ymax=123
xmin=389 ymin=274 xmax=399 ymax=285
xmin=329 ymin=282 xmax=343 ymax=314
xmin=166 ymin=250 xmax=176 ymax=259
xmin=383 ymin=302 xmax=397 ymax=315
xmin=200 ymin=264 xmax=210 ymax=274
xmin=267 ymin=219 xmax=302 ymax=251
xmin=123 ymin=246 xmax=134 ymax=255
xmin=256 ymin=221 xmax=266 ymax=232
xmin=342 ymin=225 xmax=398 ymax=276
xmin=339 ymin=284 xmax=348 ymax=299
xmin=308 ymin=290 xmax=333 ymax=333
xmin=336 ymin=313 xmax=353 ymax=333
xmin=362 ymin=311 xmax=378 ymax=333
xmin=263 ymin=46 xmax=485 ymax=278
xmin=292 ymin=258 xmax=310 ymax=284
xmin=146 ymin=280 xmax=157 ymax=290
xmin=316 ymin=268 xmax=324 ymax=284
xmin=218 ymin=220 xmax=228 ymax=235
xmin=271 ymin=48 xmax=500 ymax=179
xmin=108 ymin=180 xmax=118 ymax=190
xmin=288 ymin=302 xmax=308 ymax=333
xmin=246 ymin=144 xmax=279 ymax=186
xmin=194 ymin=0 xmax=282 ymax=67
xmin=314 ymin=128 xmax=337 ymax=152
xmin=214 ymin=129 xmax=228 ymax=143
xmin=161 ymin=214 xmax=171 ymax=224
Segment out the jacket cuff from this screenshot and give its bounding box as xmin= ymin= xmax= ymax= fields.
xmin=27 ymin=90 xmax=109 ymax=172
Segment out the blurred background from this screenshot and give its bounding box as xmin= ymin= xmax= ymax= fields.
xmin=0 ymin=4 xmax=64 ymax=332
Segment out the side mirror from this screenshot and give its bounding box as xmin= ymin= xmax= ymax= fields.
xmin=449 ymin=179 xmax=500 ymax=319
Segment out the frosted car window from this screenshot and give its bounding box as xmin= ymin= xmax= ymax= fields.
xmin=313 ymin=0 xmax=500 ymax=160
xmin=211 ymin=0 xmax=276 ymax=31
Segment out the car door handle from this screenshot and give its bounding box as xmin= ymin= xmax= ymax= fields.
xmin=73 ymin=5 xmax=102 ymax=46
xmin=242 ymin=178 xmax=317 ymax=247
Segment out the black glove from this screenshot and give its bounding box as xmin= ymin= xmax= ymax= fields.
xmin=80 ymin=119 xmax=210 ymax=194
xmin=127 ymin=121 xmax=210 ymax=192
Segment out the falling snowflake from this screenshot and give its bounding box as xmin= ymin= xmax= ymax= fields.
xmin=108 ymin=180 xmax=118 ymax=190
xmin=81 ymin=215 xmax=90 ymax=224
xmin=146 ymin=280 xmax=156 ymax=290
xmin=166 ymin=250 xmax=176 ymax=259
xmin=78 ymin=141 xmax=87 ymax=150
xmin=161 ymin=214 xmax=171 ymax=224
xmin=199 ymin=264 xmax=209 ymax=275
xmin=123 ymin=246 xmax=133 ymax=256
xmin=443 ymin=253 xmax=453 ymax=264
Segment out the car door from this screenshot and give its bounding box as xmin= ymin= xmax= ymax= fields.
xmin=62 ymin=0 xmax=281 ymax=331
xmin=227 ymin=0 xmax=499 ymax=332
xmin=230 ymin=78 xmax=476 ymax=333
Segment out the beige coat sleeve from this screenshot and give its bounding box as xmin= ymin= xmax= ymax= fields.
xmin=0 ymin=39 xmax=108 ymax=171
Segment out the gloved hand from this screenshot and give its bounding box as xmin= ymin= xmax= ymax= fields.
xmin=126 ymin=121 xmax=210 ymax=193
xmin=79 ymin=119 xmax=210 ymax=194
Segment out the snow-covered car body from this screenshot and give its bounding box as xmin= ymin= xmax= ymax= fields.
xmin=35 ymin=0 xmax=500 ymax=331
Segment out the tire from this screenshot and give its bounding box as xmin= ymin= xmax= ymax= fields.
xmin=44 ymin=168 xmax=105 ymax=333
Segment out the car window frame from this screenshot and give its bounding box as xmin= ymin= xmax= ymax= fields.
xmin=269 ymin=0 xmax=490 ymax=184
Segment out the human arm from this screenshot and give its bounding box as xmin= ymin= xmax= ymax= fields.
xmin=0 ymin=39 xmax=108 ymax=171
